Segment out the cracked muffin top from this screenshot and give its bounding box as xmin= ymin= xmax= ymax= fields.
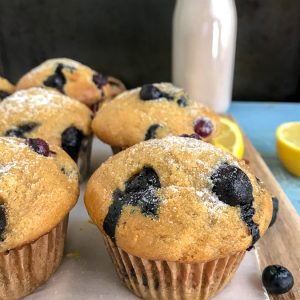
xmin=85 ymin=136 xmax=272 ymax=263
xmin=15 ymin=58 xmax=124 ymax=106
xmin=0 ymin=87 xmax=92 ymax=162
xmin=0 ymin=137 xmax=79 ymax=252
xmin=91 ymin=83 xmax=220 ymax=148
xmin=0 ymin=77 xmax=14 ymax=100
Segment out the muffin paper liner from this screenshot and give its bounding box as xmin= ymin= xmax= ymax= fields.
xmin=103 ymin=236 xmax=245 ymax=300
xmin=0 ymin=216 xmax=68 ymax=300
xmin=78 ymin=135 xmax=93 ymax=181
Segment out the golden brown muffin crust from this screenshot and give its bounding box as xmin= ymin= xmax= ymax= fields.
xmin=0 ymin=137 xmax=79 ymax=252
xmin=91 ymin=83 xmax=220 ymax=148
xmin=0 ymin=87 xmax=92 ymax=147
xmin=85 ymin=137 xmax=272 ymax=263
xmin=16 ymin=58 xmax=112 ymax=106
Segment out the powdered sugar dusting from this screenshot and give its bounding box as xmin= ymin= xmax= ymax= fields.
xmin=133 ymin=136 xmax=239 ymax=215
xmin=0 ymin=162 xmax=17 ymax=175
xmin=153 ymin=82 xmax=183 ymax=94
xmin=165 ymin=185 xmax=226 ymax=214
xmin=0 ymin=138 xmax=37 ymax=182
xmin=196 ymin=188 xmax=226 ymax=213
xmin=1 ymin=137 xmax=27 ymax=150
xmin=144 ymin=136 xmax=234 ymax=160
xmin=0 ymin=87 xmax=85 ymax=117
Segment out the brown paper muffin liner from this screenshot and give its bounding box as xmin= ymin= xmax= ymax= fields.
xmin=0 ymin=216 xmax=69 ymax=300
xmin=78 ymin=135 xmax=93 ymax=181
xmin=103 ymin=236 xmax=245 ymax=300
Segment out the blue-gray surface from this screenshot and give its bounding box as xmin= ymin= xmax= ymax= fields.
xmin=229 ymin=102 xmax=300 ymax=213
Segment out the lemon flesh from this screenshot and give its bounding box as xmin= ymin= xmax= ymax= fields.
xmin=276 ymin=122 xmax=300 ymax=177
xmin=213 ymin=117 xmax=244 ymax=159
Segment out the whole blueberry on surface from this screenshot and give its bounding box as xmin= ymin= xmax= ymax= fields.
xmin=262 ymin=265 xmax=294 ymax=294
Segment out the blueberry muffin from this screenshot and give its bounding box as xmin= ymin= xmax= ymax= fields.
xmin=85 ymin=136 xmax=272 ymax=300
xmin=0 ymin=87 xmax=92 ymax=177
xmin=16 ymin=58 xmax=125 ymax=107
xmin=0 ymin=77 xmax=14 ymax=100
xmin=0 ymin=137 xmax=79 ymax=299
xmin=91 ymin=83 xmax=220 ymax=152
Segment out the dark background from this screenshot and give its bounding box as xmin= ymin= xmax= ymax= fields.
xmin=0 ymin=0 xmax=299 ymax=101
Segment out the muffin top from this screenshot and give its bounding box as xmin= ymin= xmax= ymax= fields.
xmin=0 ymin=87 xmax=92 ymax=161
xmin=85 ymin=136 xmax=272 ymax=263
xmin=91 ymin=83 xmax=220 ymax=148
xmin=16 ymin=58 xmax=113 ymax=106
xmin=0 ymin=137 xmax=79 ymax=252
xmin=0 ymin=77 xmax=14 ymax=100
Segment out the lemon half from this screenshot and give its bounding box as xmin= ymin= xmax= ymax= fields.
xmin=213 ymin=117 xmax=244 ymax=159
xmin=276 ymin=122 xmax=300 ymax=177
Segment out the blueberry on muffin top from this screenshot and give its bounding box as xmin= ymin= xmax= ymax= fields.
xmin=85 ymin=136 xmax=272 ymax=262
xmin=0 ymin=137 xmax=79 ymax=252
xmin=92 ymin=83 xmax=220 ymax=148
xmin=0 ymin=87 xmax=92 ymax=162
xmin=16 ymin=58 xmax=122 ymax=106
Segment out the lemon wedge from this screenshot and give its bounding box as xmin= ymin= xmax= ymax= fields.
xmin=276 ymin=122 xmax=300 ymax=177
xmin=213 ymin=117 xmax=244 ymax=159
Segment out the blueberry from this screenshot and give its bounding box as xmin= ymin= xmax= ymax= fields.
xmin=194 ymin=118 xmax=213 ymax=138
xmin=103 ymin=167 xmax=161 ymax=242
xmin=211 ymin=163 xmax=254 ymax=206
xmin=26 ymin=138 xmax=50 ymax=157
xmin=61 ymin=127 xmax=84 ymax=162
xmin=262 ymin=265 xmax=294 ymax=294
xmin=240 ymin=203 xmax=260 ymax=248
xmin=0 ymin=204 xmax=6 ymax=241
xmin=5 ymin=122 xmax=39 ymax=138
xmin=269 ymin=197 xmax=279 ymax=227
xmin=180 ymin=133 xmax=202 ymax=140
xmin=43 ymin=63 xmax=66 ymax=93
xmin=93 ymin=73 xmax=108 ymax=89
xmin=177 ymin=96 xmax=188 ymax=107
xmin=145 ymin=124 xmax=162 ymax=140
xmin=0 ymin=90 xmax=10 ymax=100
xmin=6 ymin=128 xmax=24 ymax=138
xmin=211 ymin=163 xmax=260 ymax=247
xmin=139 ymin=84 xmax=173 ymax=101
